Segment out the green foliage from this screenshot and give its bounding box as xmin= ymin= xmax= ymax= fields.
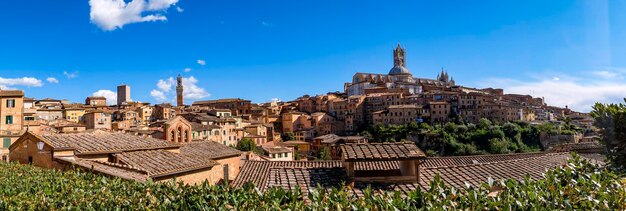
xmin=591 ymin=99 xmax=626 ymax=170
xmin=318 ymin=147 xmax=332 ymax=160
xmin=236 ymin=138 xmax=256 ymax=151
xmin=1 ymin=154 xmax=624 ymax=210
xmin=281 ymin=132 xmax=295 ymax=141
xmin=362 ymin=121 xmax=545 ymax=156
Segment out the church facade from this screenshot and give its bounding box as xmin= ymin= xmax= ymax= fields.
xmin=344 ymin=44 xmax=455 ymax=96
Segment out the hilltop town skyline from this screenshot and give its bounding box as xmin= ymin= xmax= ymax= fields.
xmin=2 ymin=1 xmax=623 ymax=209
xmin=1 ymin=1 xmax=626 ymax=112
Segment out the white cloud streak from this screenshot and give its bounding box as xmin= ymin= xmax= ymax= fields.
xmin=478 ymin=69 xmax=626 ymax=112
xmin=197 ymin=59 xmax=206 ymax=66
xmin=46 ymin=77 xmax=59 ymax=84
xmin=150 ymin=75 xmax=210 ymax=103
xmin=89 ymin=0 xmax=179 ymax=31
xmin=150 ymin=90 xmax=168 ymax=102
xmin=92 ymin=89 xmax=117 ymax=105
xmin=0 ymin=77 xmax=43 ymax=89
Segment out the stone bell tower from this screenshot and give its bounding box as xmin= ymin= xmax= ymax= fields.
xmin=176 ymin=74 xmax=184 ymax=107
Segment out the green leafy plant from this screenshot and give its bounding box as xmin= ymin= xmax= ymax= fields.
xmin=0 ymin=154 xmax=623 ymax=210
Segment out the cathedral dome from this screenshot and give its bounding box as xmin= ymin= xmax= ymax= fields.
xmin=389 ymin=66 xmax=411 ymax=75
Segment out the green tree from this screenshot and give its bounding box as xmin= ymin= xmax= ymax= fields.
xmin=478 ymin=118 xmax=492 ymax=129
xmin=281 ymin=132 xmax=295 ymax=141
xmin=318 ymin=147 xmax=332 ymax=160
xmin=591 ymin=99 xmax=626 ymax=169
xmin=236 ymin=138 xmax=256 ymax=151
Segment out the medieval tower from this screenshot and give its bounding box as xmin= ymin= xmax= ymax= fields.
xmin=176 ymin=74 xmax=184 ymax=107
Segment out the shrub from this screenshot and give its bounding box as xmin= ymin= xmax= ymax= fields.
xmin=0 ymin=154 xmax=623 ymax=210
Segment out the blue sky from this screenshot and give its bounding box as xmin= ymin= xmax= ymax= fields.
xmin=1 ymin=0 xmax=625 ymax=111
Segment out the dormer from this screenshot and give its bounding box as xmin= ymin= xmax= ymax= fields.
xmin=340 ymin=142 xmax=426 ymax=183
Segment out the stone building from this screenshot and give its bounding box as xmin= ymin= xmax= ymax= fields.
xmin=312 ymin=134 xmax=367 ymax=159
xmin=1 ymin=90 xmax=24 ymax=161
xmin=192 ymin=98 xmax=252 ymax=116
xmin=9 ymin=131 xmax=241 ymax=185
xmin=176 ymin=74 xmax=184 ymax=107
xmin=233 ymin=142 xmax=601 ymax=194
xmin=35 ymin=98 xmax=63 ymax=121
xmin=49 ymin=119 xmax=87 ymax=133
xmin=259 ymin=146 xmax=294 ymax=161
xmin=82 ymin=111 xmax=112 ymax=130
xmin=155 ymin=116 xmax=193 ymax=143
xmin=372 ymin=104 xmax=426 ymax=125
xmin=85 ymin=96 xmax=107 ymax=106
xmin=117 ymin=84 xmax=131 ymax=106
xmin=429 ymin=101 xmax=451 ymax=123
xmin=344 ymin=44 xmax=454 ymax=96
xmin=281 ymin=112 xmax=312 ymax=133
xmin=153 ymin=103 xmax=176 ymax=120
xmin=62 ymin=103 xmax=85 ymax=123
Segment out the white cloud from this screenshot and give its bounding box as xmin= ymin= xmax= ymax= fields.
xmin=0 ymin=77 xmax=43 ymax=89
xmin=63 ymin=71 xmax=78 ymax=79
xmin=479 ymin=70 xmax=626 ymax=112
xmin=271 ymin=98 xmax=282 ymax=103
xmin=150 ymin=90 xmax=168 ymax=102
xmin=92 ymin=89 xmax=117 ymax=105
xmin=147 ymin=0 xmax=179 ymax=10
xmin=182 ymin=76 xmax=210 ymax=100
xmin=150 ymin=75 xmax=210 ymax=103
xmin=184 ymin=67 xmax=191 ymax=72
xmin=197 ymin=59 xmax=206 ymax=66
xmin=156 ymin=77 xmax=175 ymax=92
xmin=176 ymin=6 xmax=184 ymax=12
xmin=552 ymin=77 xmax=560 ymax=81
xmin=591 ymin=70 xmax=624 ymax=80
xmin=46 ymin=77 xmax=59 ymax=84
xmin=89 ymin=0 xmax=179 ymax=31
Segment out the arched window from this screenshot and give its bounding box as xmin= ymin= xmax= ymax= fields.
xmin=170 ymin=131 xmax=175 ymax=141
xmin=177 ymin=126 xmax=183 ymax=142
xmin=184 ymin=130 xmax=189 ymax=142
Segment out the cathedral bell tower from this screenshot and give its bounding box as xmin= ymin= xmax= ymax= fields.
xmin=176 ymin=74 xmax=184 ymax=107
xmin=393 ymin=43 xmax=406 ymax=67
xmin=388 ymin=43 xmax=412 ymax=76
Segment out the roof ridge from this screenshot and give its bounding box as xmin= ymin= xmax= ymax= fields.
xmin=424 ymin=153 xmax=569 ymax=169
xmin=426 ymin=151 xmax=548 ymax=160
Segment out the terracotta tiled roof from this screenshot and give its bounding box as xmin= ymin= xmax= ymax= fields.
xmin=180 ymin=141 xmax=242 ymax=160
xmin=0 ymin=90 xmax=24 ymax=97
xmin=354 ymin=161 xmax=400 ymax=171
xmin=419 ymin=153 xmax=571 ymax=189
xmin=232 ymin=160 xmax=343 ymax=189
xmin=267 ymin=168 xmax=347 ymax=193
xmin=352 ymin=182 xmax=420 ymax=197
xmin=234 ymin=152 xmax=601 ymax=194
xmin=55 ymin=157 xmax=149 ymax=182
xmin=262 ymin=146 xmax=292 ymax=154
xmin=115 ymin=150 xmax=218 ymax=178
xmin=421 ymin=152 xmax=551 ymax=168
xmin=341 ymin=143 xmax=426 ymax=161
xmin=40 ymin=131 xmax=179 ymax=154
xmin=549 ymin=142 xmax=605 ymax=153
xmin=579 ymin=153 xmax=606 ymax=165
xmin=86 ymin=96 xmax=106 ymax=100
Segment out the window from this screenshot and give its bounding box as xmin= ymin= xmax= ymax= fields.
xmin=3 ymin=138 xmax=11 ymax=149
xmin=6 ymin=99 xmax=15 ymax=108
xmin=5 ymin=116 xmax=13 ymax=124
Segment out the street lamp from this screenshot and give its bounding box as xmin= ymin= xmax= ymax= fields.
xmin=37 ymin=141 xmax=44 ymax=152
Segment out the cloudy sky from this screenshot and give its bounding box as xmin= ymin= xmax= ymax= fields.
xmin=0 ymin=0 xmax=625 ymax=111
